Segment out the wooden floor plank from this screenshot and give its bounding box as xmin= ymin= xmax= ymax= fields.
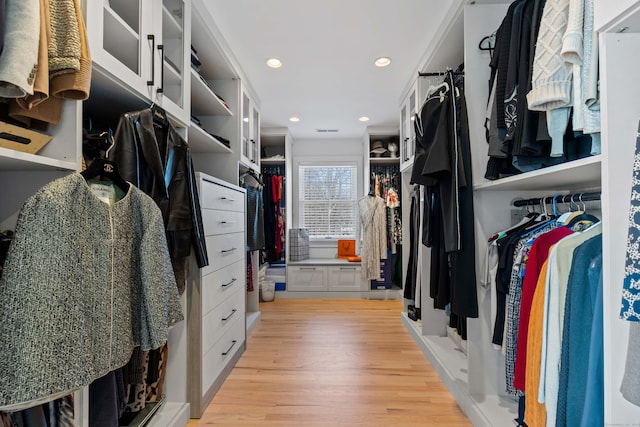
xmin=187 ymin=298 xmax=471 ymax=426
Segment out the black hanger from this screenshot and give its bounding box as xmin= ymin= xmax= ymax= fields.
xmin=240 ymin=169 xmax=264 ymax=187
xmin=150 ymin=103 xmax=169 ymax=127
xmin=81 ymin=130 xmax=129 ymax=193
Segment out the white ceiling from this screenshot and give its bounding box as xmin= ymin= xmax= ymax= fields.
xmin=200 ymin=0 xmax=452 ymax=140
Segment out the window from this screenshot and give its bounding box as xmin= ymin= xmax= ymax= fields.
xmin=299 ymin=163 xmax=357 ymax=239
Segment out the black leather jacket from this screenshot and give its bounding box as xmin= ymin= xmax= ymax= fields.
xmin=110 ymin=107 xmax=208 ymax=290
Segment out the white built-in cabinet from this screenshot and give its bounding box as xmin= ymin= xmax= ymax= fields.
xmin=399 ymin=83 xmax=418 ymax=172
xmin=0 ymin=0 xmax=264 ymax=425
xmin=188 ymin=1 xmax=262 ymax=184
xmin=598 ymin=2 xmax=640 ymax=424
xmin=288 ymin=262 xmax=366 ymax=293
xmin=84 ymin=0 xmax=191 ymax=126
xmin=188 ymin=173 xmax=246 ymax=418
xmin=240 ymin=88 xmax=261 ymax=168
xmin=399 ymin=1 xmax=640 ymax=426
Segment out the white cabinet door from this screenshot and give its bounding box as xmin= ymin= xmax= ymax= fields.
xmin=400 ymin=81 xmax=417 ymax=172
xmin=239 ymin=86 xmax=260 ymax=171
xmin=328 ymin=265 xmax=364 ymax=291
xmin=84 ymin=0 xmax=190 ymax=126
xmin=156 ymin=0 xmax=191 ymax=126
xmin=84 ymin=0 xmax=155 ymax=99
xmin=287 ymin=266 xmax=327 ymax=291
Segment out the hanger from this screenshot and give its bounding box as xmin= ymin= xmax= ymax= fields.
xmin=150 ymin=102 xmax=169 ymax=127
xmin=566 ymin=193 xmax=600 ymax=229
xmin=240 ymin=169 xmax=264 ymax=188
xmin=81 ymin=130 xmax=129 ymax=193
xmin=478 ymin=32 xmax=496 ymax=58
xmin=426 ymin=80 xmax=450 ymax=99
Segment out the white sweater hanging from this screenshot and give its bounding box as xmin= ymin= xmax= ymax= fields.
xmin=358 ymin=195 xmax=387 ymax=280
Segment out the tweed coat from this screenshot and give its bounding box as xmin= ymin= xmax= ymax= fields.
xmin=0 ymin=173 xmax=183 ymax=411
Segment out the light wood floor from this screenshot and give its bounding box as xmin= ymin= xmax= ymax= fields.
xmin=187 ymin=298 xmax=471 ymax=427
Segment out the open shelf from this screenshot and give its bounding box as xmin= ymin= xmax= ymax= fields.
xmin=190 ymin=69 xmax=233 ymax=116
xmin=188 ymin=124 xmax=232 ymax=153
xmin=0 ymin=147 xmax=77 ymax=171
xmin=473 ymin=155 xmax=602 ymax=192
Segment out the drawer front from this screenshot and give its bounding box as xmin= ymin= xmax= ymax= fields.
xmin=202 ymin=209 xmax=245 ymax=236
xmin=203 ymin=232 xmax=245 ymax=275
xmin=201 ymin=313 xmax=245 ymax=395
xmin=202 ymin=259 xmax=245 ymax=314
xmin=328 ymin=266 xmax=364 ymax=291
xmin=200 ymin=182 xmax=245 ymax=212
xmin=202 ymin=286 xmax=245 ymax=355
xmin=287 ymin=266 xmax=327 ymax=291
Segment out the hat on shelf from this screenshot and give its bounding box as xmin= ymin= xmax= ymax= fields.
xmin=370 ymin=140 xmax=388 ymax=157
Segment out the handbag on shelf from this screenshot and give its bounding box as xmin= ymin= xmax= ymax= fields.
xmin=289 ymin=228 xmax=310 ymax=261
xmin=337 ymin=239 xmax=356 ymax=259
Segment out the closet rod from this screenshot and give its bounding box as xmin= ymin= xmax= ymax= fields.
xmin=418 ymin=71 xmax=464 ymax=77
xmin=512 ymin=191 xmax=601 ymax=207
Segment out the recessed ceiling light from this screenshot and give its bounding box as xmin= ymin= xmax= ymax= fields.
xmin=266 ymin=58 xmax=282 ymax=68
xmin=374 ymin=57 xmax=392 ymax=67
xmin=289 ymin=116 xmax=300 ymax=122
xmin=359 ymin=116 xmax=370 ymax=122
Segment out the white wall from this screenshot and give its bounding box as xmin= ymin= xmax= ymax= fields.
xmin=594 ymin=0 xmax=639 ymax=30
xmin=291 ymin=138 xmax=364 ymax=259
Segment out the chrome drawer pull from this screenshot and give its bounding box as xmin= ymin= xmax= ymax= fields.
xmin=219 ymin=196 xmax=236 ymax=202
xmin=221 ymin=247 xmax=237 ymax=254
xmin=221 ymin=308 xmax=237 ymax=321
xmin=221 ymin=278 xmax=237 ymax=288
xmin=221 ymin=340 xmax=237 ymax=356
xmin=300 ymin=267 xmax=316 ymax=271
xmin=340 ymin=267 xmax=357 ymax=271
xmin=219 ymin=220 xmax=235 ymax=224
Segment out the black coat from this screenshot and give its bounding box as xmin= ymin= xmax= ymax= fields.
xmin=110 ymin=107 xmax=208 ymax=292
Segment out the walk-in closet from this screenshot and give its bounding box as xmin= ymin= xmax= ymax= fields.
xmin=1 ymin=1 xmax=640 ymax=426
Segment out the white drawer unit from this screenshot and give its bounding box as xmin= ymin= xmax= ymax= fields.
xmin=201 ymin=259 xmax=245 ymax=315
xmin=189 ymin=173 xmax=247 ymax=418
xmin=201 ymin=209 xmax=245 ymax=235
xmin=328 ymin=265 xmax=364 ymax=292
xmin=202 ymin=232 xmax=245 ymax=275
xmin=287 ymin=261 xmax=367 ymax=293
xmin=200 ymin=180 xmax=245 ymax=212
xmin=287 ymin=265 xmax=328 ymax=291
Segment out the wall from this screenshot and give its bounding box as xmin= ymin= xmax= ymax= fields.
xmin=594 ymin=0 xmax=638 ymax=30
xmin=291 ymin=138 xmax=364 ymax=259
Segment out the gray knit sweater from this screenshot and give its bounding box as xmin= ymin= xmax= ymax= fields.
xmin=0 ymin=173 xmax=183 ymax=410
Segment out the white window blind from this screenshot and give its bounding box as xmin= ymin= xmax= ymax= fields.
xmin=299 ymin=164 xmax=357 ymax=239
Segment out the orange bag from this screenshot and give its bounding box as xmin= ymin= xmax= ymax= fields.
xmin=337 ymin=239 xmax=356 ymax=259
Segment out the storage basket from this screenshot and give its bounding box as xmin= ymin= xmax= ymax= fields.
xmin=260 ymin=280 xmax=276 ymax=302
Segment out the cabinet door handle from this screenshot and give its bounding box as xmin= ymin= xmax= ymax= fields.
xmin=220 ymin=197 xmax=236 ymax=202
xmin=157 ymin=44 xmax=164 ymax=93
xmin=221 ymin=308 xmax=237 ymax=322
xmin=221 ymin=340 xmax=237 ymax=356
xmin=221 ymin=247 xmax=237 ymax=254
xmin=219 ymin=221 xmax=235 ymax=224
xmin=221 ymin=278 xmax=237 ymax=288
xmin=340 ymin=267 xmax=357 ymax=271
xmin=147 ymin=35 xmax=155 ymax=86
xmin=300 ymin=267 xmax=316 ymax=271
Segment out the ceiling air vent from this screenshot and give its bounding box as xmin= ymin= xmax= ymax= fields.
xmin=316 ymin=129 xmax=339 ymax=133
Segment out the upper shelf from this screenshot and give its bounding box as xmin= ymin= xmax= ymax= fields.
xmin=188 ymin=124 xmax=232 ymax=154
xmin=370 ymin=157 xmax=400 ymax=164
xmin=473 ymin=155 xmax=602 ymax=192
xmin=190 ymin=69 xmax=233 ymax=117
xmin=0 ymin=147 xmax=77 ymax=171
